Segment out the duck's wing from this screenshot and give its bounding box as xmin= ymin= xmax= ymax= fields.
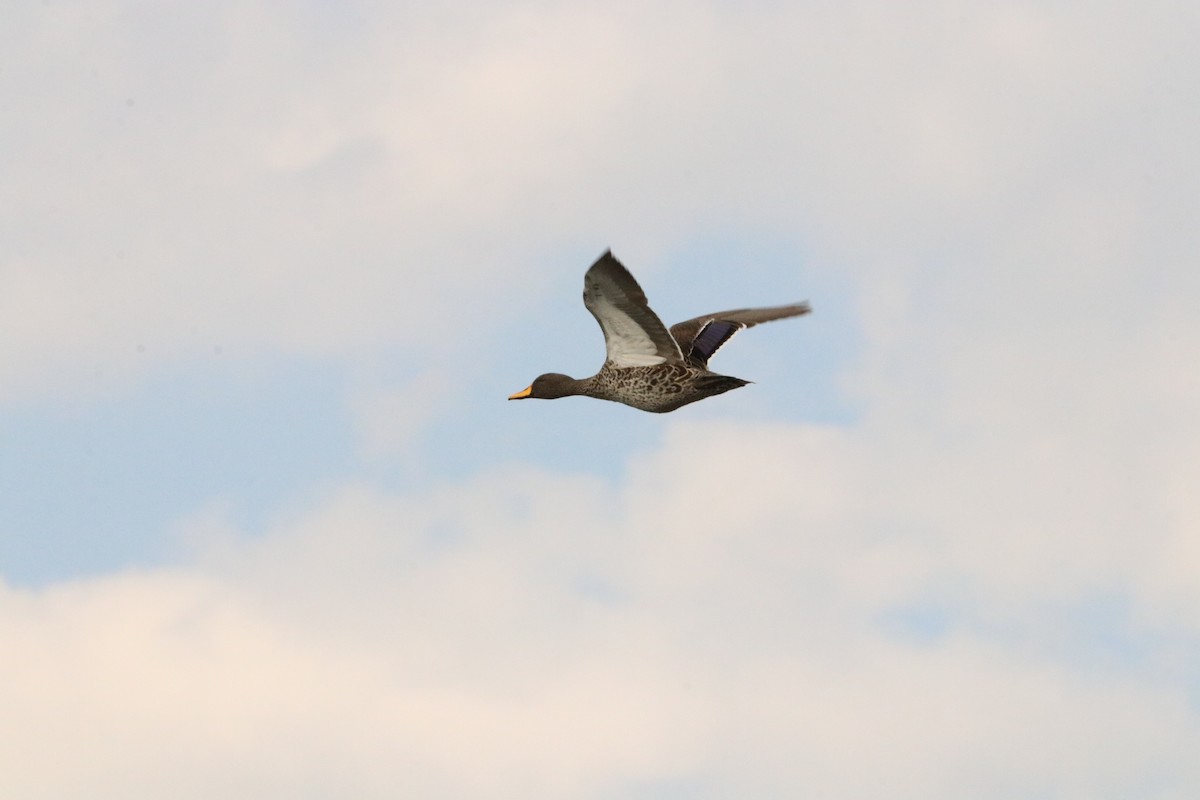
xmin=583 ymin=251 xmax=684 ymax=367
xmin=670 ymin=302 xmax=811 ymax=368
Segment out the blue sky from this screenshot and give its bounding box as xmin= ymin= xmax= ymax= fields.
xmin=3 ymin=1 xmax=1199 ymax=797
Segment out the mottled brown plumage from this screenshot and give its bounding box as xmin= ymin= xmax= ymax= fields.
xmin=508 ymin=251 xmax=810 ymax=413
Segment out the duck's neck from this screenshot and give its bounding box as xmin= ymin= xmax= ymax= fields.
xmin=574 ymin=374 xmax=601 ymax=398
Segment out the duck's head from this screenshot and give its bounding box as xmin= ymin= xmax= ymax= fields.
xmin=508 ymin=373 xmax=582 ymax=401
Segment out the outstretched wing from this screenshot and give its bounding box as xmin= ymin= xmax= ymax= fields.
xmin=583 ymin=251 xmax=683 ymax=367
xmin=670 ymin=302 xmax=811 ymax=368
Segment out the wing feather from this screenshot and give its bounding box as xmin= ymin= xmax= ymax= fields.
xmin=582 ymin=251 xmax=683 ymax=367
xmin=670 ymin=302 xmax=811 ymax=367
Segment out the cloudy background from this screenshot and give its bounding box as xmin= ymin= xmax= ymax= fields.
xmin=2 ymin=1 xmax=1199 ymax=796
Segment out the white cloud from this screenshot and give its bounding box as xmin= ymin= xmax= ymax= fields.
xmin=5 ymin=1 xmax=1196 ymax=402
xmin=3 ymin=413 xmax=1199 ymax=797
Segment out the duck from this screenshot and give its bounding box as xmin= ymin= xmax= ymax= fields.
xmin=508 ymin=250 xmax=810 ymax=413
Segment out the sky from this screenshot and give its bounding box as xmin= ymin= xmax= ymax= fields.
xmin=2 ymin=0 xmax=1199 ymax=797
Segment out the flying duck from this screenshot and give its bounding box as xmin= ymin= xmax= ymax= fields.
xmin=508 ymin=250 xmax=810 ymax=413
